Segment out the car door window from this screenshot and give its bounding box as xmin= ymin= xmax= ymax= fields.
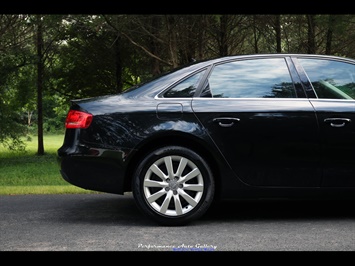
xmin=163 ymin=70 xmax=206 ymax=98
xmin=298 ymin=58 xmax=355 ymax=99
xmin=208 ymin=58 xmax=296 ymax=98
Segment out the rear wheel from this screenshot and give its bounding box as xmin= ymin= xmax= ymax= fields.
xmin=132 ymin=146 xmax=215 ymax=226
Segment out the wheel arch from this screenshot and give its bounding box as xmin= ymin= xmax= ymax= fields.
xmin=123 ymin=131 xmax=222 ymax=201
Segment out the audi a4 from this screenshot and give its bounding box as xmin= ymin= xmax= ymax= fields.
xmin=57 ymin=53 xmax=355 ymax=225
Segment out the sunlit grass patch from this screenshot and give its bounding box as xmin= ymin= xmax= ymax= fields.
xmin=0 ymin=134 xmax=97 ymax=194
xmin=0 ymin=185 xmax=99 ymax=195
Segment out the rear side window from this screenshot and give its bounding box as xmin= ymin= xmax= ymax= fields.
xmin=207 ymin=58 xmax=296 ymax=98
xmin=163 ymin=70 xmax=206 ymax=98
xmin=298 ymin=58 xmax=355 ymax=100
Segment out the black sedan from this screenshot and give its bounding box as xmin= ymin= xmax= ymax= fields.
xmin=57 ymin=53 xmax=355 ymax=225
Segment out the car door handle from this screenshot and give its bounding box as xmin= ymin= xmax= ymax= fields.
xmin=213 ymin=117 xmax=240 ymax=128
xmin=324 ymin=118 xmax=351 ymax=128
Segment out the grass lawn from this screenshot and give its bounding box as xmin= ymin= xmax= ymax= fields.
xmin=0 ymin=134 xmax=98 ymax=195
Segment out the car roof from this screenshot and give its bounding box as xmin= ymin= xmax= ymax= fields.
xmin=73 ymin=53 xmax=355 ymax=110
xmin=124 ymin=53 xmax=354 ymax=97
xmin=205 ymin=53 xmax=354 ymax=64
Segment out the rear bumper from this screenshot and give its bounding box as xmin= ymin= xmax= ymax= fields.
xmin=57 ymin=148 xmax=129 ymax=195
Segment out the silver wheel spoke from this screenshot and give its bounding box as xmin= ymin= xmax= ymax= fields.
xmin=176 ymin=157 xmax=188 ymax=177
xmin=144 ymin=179 xmax=166 ymax=188
xmin=146 ymin=189 xmax=166 ymax=203
xmin=160 ymin=190 xmax=173 ymax=214
xmin=174 ymin=195 xmax=183 ymax=215
xmin=150 ymin=164 xmax=167 ymax=180
xmin=181 ymin=168 xmax=200 ymax=183
xmin=182 ymin=183 xmax=204 ymax=192
xmin=164 ymin=157 xmax=174 ymax=179
xmin=179 ymin=189 xmax=198 ymax=207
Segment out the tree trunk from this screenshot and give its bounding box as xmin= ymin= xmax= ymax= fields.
xmin=307 ymin=15 xmax=316 ymax=54
xmin=274 ymin=15 xmax=282 ymax=53
xmin=325 ymin=15 xmax=335 ymax=55
xmin=218 ymin=15 xmax=229 ymax=57
xmin=36 ymin=15 xmax=44 ymax=155
xmin=252 ymin=15 xmax=259 ymax=53
xmin=114 ymin=34 xmax=123 ymax=93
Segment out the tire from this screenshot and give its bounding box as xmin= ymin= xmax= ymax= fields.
xmin=132 ymin=146 xmax=215 ymax=226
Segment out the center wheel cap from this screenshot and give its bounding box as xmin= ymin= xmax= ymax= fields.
xmin=168 ymin=178 xmax=178 ymax=190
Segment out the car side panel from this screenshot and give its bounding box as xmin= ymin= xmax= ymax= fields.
xmin=192 ymin=98 xmax=321 ymax=187
xmin=310 ymin=99 xmax=355 ymax=187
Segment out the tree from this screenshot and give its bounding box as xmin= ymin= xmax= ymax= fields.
xmin=4 ymin=14 xmax=355 ymax=153
xmin=0 ymin=14 xmax=32 ymax=151
xmin=28 ymin=14 xmax=72 ymax=154
xmin=35 ymin=14 xmax=45 ymax=155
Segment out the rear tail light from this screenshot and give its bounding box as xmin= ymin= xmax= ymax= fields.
xmin=65 ymin=110 xmax=93 ymax=129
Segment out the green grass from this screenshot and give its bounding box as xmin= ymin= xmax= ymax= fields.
xmin=0 ymin=134 xmax=98 ymax=195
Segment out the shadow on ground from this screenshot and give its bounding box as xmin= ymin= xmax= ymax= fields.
xmin=54 ymin=193 xmax=355 ymax=226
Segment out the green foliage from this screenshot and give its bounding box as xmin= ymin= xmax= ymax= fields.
xmin=3 ymin=14 xmax=355 ymax=152
xmin=0 ymin=87 xmax=27 ymax=151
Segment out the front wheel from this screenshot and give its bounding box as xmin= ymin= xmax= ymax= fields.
xmin=132 ymin=146 xmax=215 ymax=226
